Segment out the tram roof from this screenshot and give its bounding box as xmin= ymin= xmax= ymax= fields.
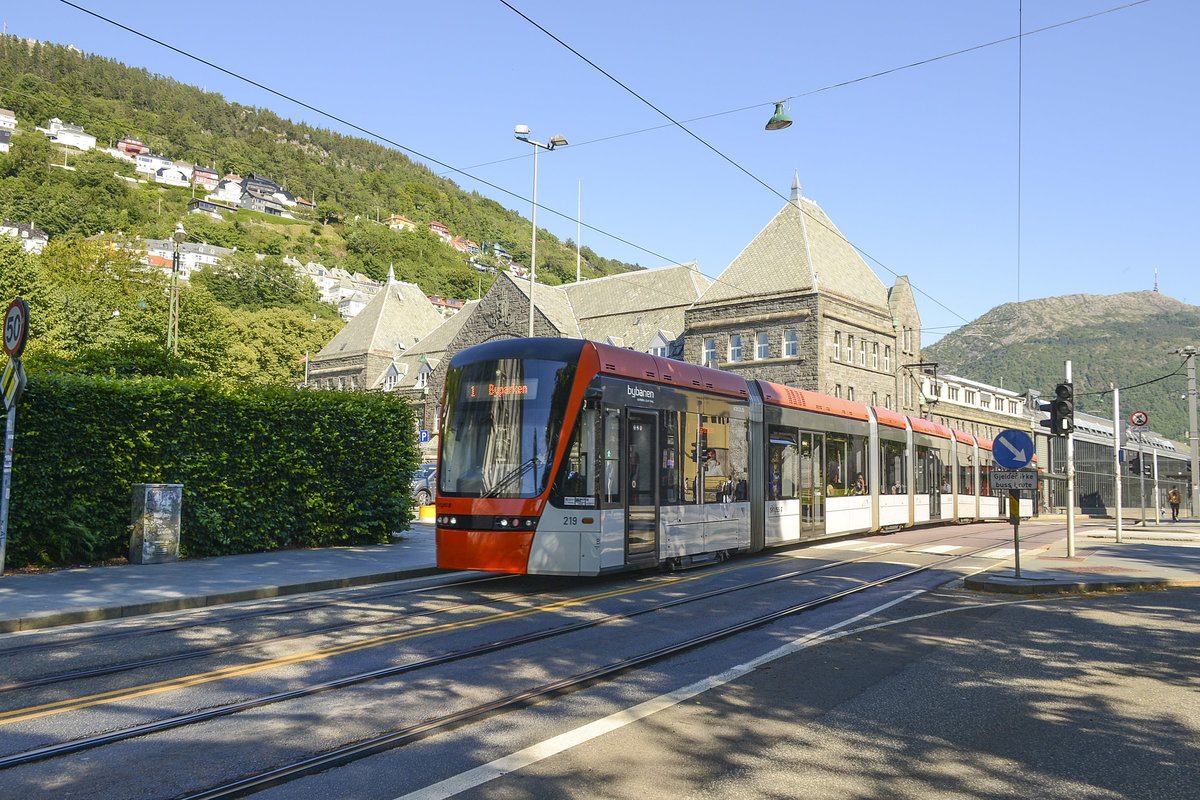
xmin=872 ymin=406 xmax=909 ymax=431
xmin=591 ymin=341 xmax=749 ymax=399
xmin=909 ymin=416 xmax=954 ymax=440
xmin=756 ymin=380 xmax=870 ymax=422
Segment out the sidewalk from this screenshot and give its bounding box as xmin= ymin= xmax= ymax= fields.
xmin=2 ymin=521 xmax=1198 ymax=634
xmin=0 ymin=524 xmax=441 ymax=634
xmin=964 ymin=519 xmax=1200 ymax=594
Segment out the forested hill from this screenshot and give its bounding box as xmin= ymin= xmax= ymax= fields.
xmin=0 ymin=35 xmax=640 ymax=292
xmin=924 ymin=292 xmax=1200 ymax=442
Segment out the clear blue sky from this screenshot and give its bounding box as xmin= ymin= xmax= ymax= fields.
xmin=5 ymin=0 xmax=1196 ymax=343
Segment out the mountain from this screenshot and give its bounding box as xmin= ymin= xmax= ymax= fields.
xmin=924 ymin=292 xmax=1200 ymax=443
xmin=0 ymin=36 xmax=640 ymax=294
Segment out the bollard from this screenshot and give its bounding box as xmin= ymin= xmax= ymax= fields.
xmin=130 ymin=483 xmax=183 ymax=564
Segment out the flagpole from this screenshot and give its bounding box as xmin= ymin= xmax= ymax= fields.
xmin=304 ymin=350 xmax=309 ymax=385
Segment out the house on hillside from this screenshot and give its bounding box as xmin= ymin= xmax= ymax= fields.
xmin=135 ymin=153 xmax=173 ymax=176
xmin=386 ymin=214 xmax=415 ymax=232
xmin=155 ymin=166 xmax=190 ymax=187
xmin=42 ymin=118 xmax=95 ymax=151
xmin=192 ymin=166 xmax=219 ymax=192
xmin=1 ymin=220 xmax=49 ymax=253
xmin=427 ymin=221 xmax=451 ymax=243
xmin=0 ymin=130 xmax=10 ymax=154
xmin=210 ymin=175 xmax=244 ymax=205
xmin=141 ymin=236 xmax=236 ymax=282
xmin=117 ymin=137 xmax=148 ymax=156
xmin=187 ymin=197 xmax=238 ymax=220
xmin=0 ymin=109 xmax=16 ymax=131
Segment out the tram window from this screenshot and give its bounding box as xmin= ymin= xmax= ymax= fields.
xmin=914 ymin=445 xmax=929 ymax=493
xmin=681 ymin=410 xmax=703 ymax=504
xmin=881 ymin=436 xmax=907 ymax=494
xmin=958 ymin=445 xmax=975 ymax=494
xmin=602 ymin=408 xmax=622 ymax=506
xmin=826 ymin=431 xmax=868 ymax=496
xmin=727 ymin=410 xmax=748 ymax=502
xmin=550 ymin=402 xmax=599 ymax=506
xmin=662 ymin=412 xmax=683 ymax=504
xmin=769 ymin=427 xmax=800 ymax=500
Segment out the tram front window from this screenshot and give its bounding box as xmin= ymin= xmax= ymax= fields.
xmin=440 ymin=357 xmax=576 ymax=498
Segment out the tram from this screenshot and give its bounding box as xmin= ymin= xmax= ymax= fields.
xmin=435 ymin=338 xmax=1029 ymax=575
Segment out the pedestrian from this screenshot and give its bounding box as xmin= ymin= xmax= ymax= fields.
xmin=1168 ymin=486 xmax=1182 ymax=522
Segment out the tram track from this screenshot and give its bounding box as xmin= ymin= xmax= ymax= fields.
xmin=0 ymin=525 xmax=1002 ymax=696
xmin=178 ymin=531 xmax=1040 ymax=800
xmin=0 ymin=526 xmax=1050 ymax=780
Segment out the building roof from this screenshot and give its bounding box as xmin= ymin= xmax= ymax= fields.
xmin=694 ymin=174 xmax=890 ymax=310
xmin=316 ymin=275 xmax=445 ymax=361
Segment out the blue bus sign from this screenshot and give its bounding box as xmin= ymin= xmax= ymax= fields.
xmin=994 ymin=429 xmax=1034 ymax=470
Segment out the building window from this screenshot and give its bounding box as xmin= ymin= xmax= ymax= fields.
xmin=650 ymin=345 xmax=668 ymax=357
xmin=872 ymin=343 xmax=878 ymax=370
xmin=756 ymin=331 xmax=769 ymax=360
xmin=948 ymin=387 xmax=959 ymax=401
xmin=884 ymin=345 xmax=891 ymax=372
xmin=964 ymin=389 xmax=976 ymax=404
xmin=981 ymin=395 xmax=991 ymax=409
xmin=847 ymin=386 xmax=855 ymax=402
xmin=833 ymin=331 xmax=841 ymax=361
xmin=885 ymin=394 xmax=892 ymax=409
xmin=1009 ymin=400 xmax=1019 ymax=414
xmin=783 ymin=329 xmax=797 ymax=358
xmin=871 ymin=391 xmax=878 ymax=407
xmin=703 ymin=337 xmax=716 ymax=366
xmin=846 ymin=334 xmax=854 ymax=362
xmin=834 ymin=384 xmax=842 ymax=399
xmin=729 ymin=334 xmax=742 ymax=362
xmin=859 ymin=340 xmax=867 ymax=366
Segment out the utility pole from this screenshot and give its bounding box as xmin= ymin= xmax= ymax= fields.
xmin=1113 ymin=384 xmax=1123 ymax=543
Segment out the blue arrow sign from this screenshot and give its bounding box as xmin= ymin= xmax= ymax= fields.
xmin=994 ymin=429 xmax=1034 ymax=470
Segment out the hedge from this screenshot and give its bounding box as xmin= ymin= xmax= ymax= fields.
xmin=4 ymin=373 xmax=420 ymax=568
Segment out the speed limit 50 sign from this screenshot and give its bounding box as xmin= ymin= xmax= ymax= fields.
xmin=3 ymin=298 xmax=29 ymax=359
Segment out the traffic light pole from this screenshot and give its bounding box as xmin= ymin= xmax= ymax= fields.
xmin=1064 ymin=362 xmax=1075 ymax=557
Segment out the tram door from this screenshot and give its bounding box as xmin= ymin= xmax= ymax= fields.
xmin=800 ymin=432 xmax=825 ymax=536
xmin=928 ymin=452 xmax=943 ymax=519
xmin=625 ymin=410 xmax=658 ymax=560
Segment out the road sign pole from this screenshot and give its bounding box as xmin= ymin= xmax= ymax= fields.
xmin=0 ymin=402 xmax=16 ymax=577
xmin=1010 ymin=489 xmax=1021 ymax=578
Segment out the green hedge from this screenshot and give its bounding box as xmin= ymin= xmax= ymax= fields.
xmin=5 ymin=374 xmax=419 ymax=567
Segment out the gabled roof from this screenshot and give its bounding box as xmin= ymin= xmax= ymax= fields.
xmin=562 ymin=261 xmax=709 ymax=321
xmin=316 ymin=277 xmax=444 ymax=360
xmin=372 ymin=300 xmax=480 ymax=390
xmin=695 ymin=174 xmax=889 ymax=311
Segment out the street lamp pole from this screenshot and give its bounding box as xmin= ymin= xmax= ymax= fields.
xmin=514 ymin=125 xmax=567 ymax=338
xmin=1175 ymin=345 xmax=1199 ymax=519
xmin=166 ymin=222 xmax=185 ymax=355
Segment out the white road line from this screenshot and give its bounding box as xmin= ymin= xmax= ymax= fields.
xmin=911 ymin=545 xmax=962 ymax=554
xmin=392 ymin=590 xmax=925 ymax=800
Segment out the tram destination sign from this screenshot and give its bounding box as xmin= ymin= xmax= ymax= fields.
xmin=992 ymin=468 xmax=1038 ymax=490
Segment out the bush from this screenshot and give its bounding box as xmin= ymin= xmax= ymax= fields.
xmin=5 ymin=373 xmax=419 ymax=567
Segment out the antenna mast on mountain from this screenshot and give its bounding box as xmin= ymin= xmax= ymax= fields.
xmin=1154 ymin=268 xmax=1159 ymax=292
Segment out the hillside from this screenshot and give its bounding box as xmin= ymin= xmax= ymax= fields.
xmin=0 ymin=35 xmax=640 ymax=293
xmin=925 ymin=292 xmax=1200 ymax=442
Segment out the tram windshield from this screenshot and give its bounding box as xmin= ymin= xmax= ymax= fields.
xmin=440 ymin=356 xmax=577 ymax=499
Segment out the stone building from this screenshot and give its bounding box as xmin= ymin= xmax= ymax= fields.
xmin=682 ymin=174 xmax=922 ymax=414
xmin=306 ymin=268 xmax=444 ymax=391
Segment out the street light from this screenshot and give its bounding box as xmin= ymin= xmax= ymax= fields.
xmin=514 ymin=125 xmax=567 ymax=337
xmin=1173 ymin=345 xmax=1199 ymax=519
xmin=167 ymin=222 xmax=185 ymax=355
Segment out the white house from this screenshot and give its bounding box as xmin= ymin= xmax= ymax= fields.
xmin=0 ymin=109 xmax=16 ymax=131
xmin=135 ymin=153 xmax=173 ymax=176
xmin=0 ymin=220 xmax=50 ymax=253
xmin=44 ymin=118 xmax=96 ymax=151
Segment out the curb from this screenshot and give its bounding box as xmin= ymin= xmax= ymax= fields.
xmin=0 ymin=565 xmax=444 ymax=634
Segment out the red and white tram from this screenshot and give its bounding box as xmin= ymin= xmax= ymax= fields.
xmin=435 ymin=338 xmax=1030 ymax=575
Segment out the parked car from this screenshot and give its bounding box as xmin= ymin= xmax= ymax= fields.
xmin=411 ymin=462 xmax=436 ymax=507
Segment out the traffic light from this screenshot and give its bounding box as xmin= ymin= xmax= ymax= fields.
xmin=1051 ymin=382 xmax=1074 ymax=435
xmin=1128 ymin=454 xmax=1140 ymax=475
